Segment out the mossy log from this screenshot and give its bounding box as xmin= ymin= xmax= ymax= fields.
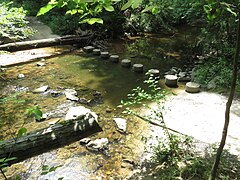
xmin=0 ymin=35 xmax=92 ymax=52
xmin=0 ymin=118 xmax=102 ymax=164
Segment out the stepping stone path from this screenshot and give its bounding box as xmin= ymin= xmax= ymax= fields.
xmin=93 ymin=49 xmax=101 ymax=55
xmin=133 ymin=64 xmax=144 ymax=73
xmin=121 ymin=59 xmax=131 ymax=68
xmin=185 ymin=82 xmax=200 ymax=93
xmin=165 ymin=75 xmax=178 ymax=87
xmin=83 ymin=46 xmax=94 ymax=53
xmin=110 ymin=55 xmax=119 ymax=63
xmin=100 ymin=51 xmax=110 ymax=59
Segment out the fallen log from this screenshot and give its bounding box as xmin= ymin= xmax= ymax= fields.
xmin=0 ymin=35 xmax=92 ymax=52
xmin=0 ymin=117 xmax=102 ymax=164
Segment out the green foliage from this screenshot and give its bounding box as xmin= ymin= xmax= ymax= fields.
xmin=0 ymin=1 xmax=34 ymax=43
xmin=37 ymin=0 xmax=117 ymax=25
xmin=0 ymin=157 xmax=17 ymax=169
xmin=17 ymin=127 xmax=27 ymax=138
xmin=193 ymin=58 xmax=232 ymax=88
xmin=26 ymin=106 xmax=43 ymax=121
xmin=41 ymin=164 xmax=63 ymax=175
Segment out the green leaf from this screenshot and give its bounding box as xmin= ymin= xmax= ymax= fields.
xmin=225 ymin=7 xmax=237 ymax=17
xmin=17 ymin=127 xmax=27 ymax=137
xmin=80 ymin=18 xmax=103 ymax=25
xmin=152 ymin=7 xmax=158 ymax=14
xmin=121 ymin=0 xmax=134 ymax=11
xmin=37 ymin=3 xmax=57 ymax=16
xmin=132 ymin=0 xmax=142 ymax=9
xmin=142 ymin=5 xmax=155 ymax=13
xmin=103 ymin=5 xmax=114 ymax=12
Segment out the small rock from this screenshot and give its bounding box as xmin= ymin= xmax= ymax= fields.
xmin=86 ymin=138 xmax=109 ymax=151
xmin=178 ymin=72 xmax=187 ymax=78
xmin=49 ymin=90 xmax=62 ymax=97
xmin=18 ymin=74 xmax=25 ymax=79
xmin=32 ymin=85 xmax=49 ymax=93
xmin=37 ymin=62 xmax=46 ymax=66
xmin=93 ymin=91 xmax=102 ymax=97
xmin=79 ymin=138 xmax=91 ymax=145
xmin=64 ymin=89 xmax=79 ymax=101
xmin=79 ymin=98 xmax=88 ymax=104
xmin=114 ymin=118 xmax=127 ymax=132
xmin=106 ymin=108 xmax=112 ymax=113
xmin=0 ymin=68 xmax=6 ymax=73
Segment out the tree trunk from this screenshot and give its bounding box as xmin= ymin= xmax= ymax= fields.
xmin=209 ymin=13 xmax=240 ymax=180
xmin=0 ymin=35 xmax=92 ymax=52
xmin=0 ymin=118 xmax=102 ymax=164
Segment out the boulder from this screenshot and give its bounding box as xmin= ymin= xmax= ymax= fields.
xmin=93 ymin=48 xmax=101 ymax=55
xmin=65 ymin=106 xmax=98 ymax=131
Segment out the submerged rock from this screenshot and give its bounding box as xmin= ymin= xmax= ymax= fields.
xmin=18 ymin=74 xmax=25 ymax=79
xmin=32 ymin=85 xmax=49 ymax=93
xmin=114 ymin=118 xmax=127 ymax=133
xmin=37 ymin=62 xmax=46 ymax=67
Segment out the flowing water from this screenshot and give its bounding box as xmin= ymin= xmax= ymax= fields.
xmin=0 ymin=30 xmax=198 ymax=179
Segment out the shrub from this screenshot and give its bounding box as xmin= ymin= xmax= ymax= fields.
xmin=0 ymin=2 xmax=34 ymax=43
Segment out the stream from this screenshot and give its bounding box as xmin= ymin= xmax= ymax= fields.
xmin=0 ymin=29 xmax=201 ymax=179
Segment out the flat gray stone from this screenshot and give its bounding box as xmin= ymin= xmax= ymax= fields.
xmin=83 ymin=46 xmax=94 ymax=53
xmin=100 ymin=51 xmax=110 ymax=59
xmin=32 ymin=85 xmax=49 ymax=93
xmin=93 ymin=49 xmax=101 ymax=55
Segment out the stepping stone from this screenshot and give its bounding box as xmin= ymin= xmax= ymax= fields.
xmin=165 ymin=75 xmax=178 ymax=87
xmin=147 ymin=69 xmax=160 ymax=78
xmin=185 ymin=82 xmax=200 ymax=93
xmin=83 ymin=46 xmax=94 ymax=53
xmin=110 ymin=55 xmax=119 ymax=63
xmin=121 ymin=59 xmax=131 ymax=68
xmin=133 ymin=64 xmax=144 ymax=73
xmin=100 ymin=51 xmax=110 ymax=59
xmin=93 ymin=49 xmax=101 ymax=55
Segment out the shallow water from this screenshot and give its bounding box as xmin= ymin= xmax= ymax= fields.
xmin=0 ymin=31 xmax=197 ymax=179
